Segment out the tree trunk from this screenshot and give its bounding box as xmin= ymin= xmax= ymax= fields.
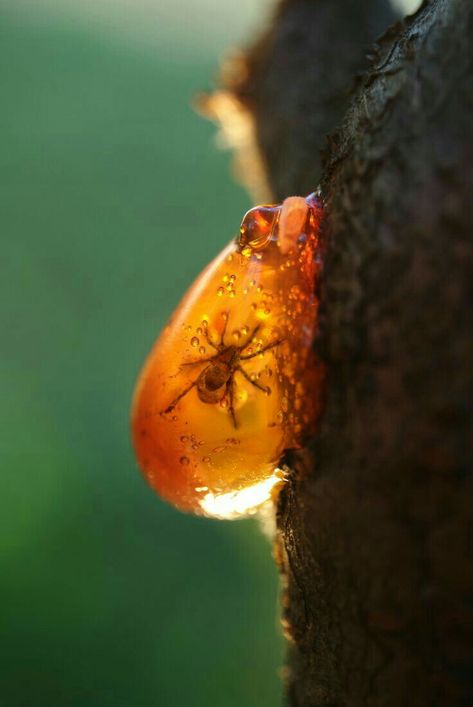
xmin=216 ymin=0 xmax=473 ymax=704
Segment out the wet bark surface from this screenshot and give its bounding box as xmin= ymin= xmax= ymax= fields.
xmin=225 ymin=0 xmax=473 ymax=704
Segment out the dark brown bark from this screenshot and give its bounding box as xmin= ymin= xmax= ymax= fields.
xmin=217 ymin=0 xmax=473 ymax=704
xmin=228 ymin=0 xmax=397 ymax=200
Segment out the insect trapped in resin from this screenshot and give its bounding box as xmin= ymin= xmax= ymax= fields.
xmin=131 ymin=193 xmax=323 ymax=518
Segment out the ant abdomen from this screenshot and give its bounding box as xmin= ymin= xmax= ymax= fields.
xmin=197 ymin=363 xmax=230 ymax=404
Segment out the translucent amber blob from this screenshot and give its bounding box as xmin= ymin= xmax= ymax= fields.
xmin=131 ymin=193 xmax=323 ymax=518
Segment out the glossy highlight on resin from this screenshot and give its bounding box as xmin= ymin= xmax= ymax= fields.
xmin=131 ymin=193 xmax=323 ymax=518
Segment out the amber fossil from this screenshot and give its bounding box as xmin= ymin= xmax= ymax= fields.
xmin=131 ymin=193 xmax=323 ymax=518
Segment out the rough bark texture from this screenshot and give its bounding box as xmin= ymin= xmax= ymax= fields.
xmin=225 ymin=0 xmax=473 ymax=704
xmin=228 ymin=0 xmax=397 ymax=200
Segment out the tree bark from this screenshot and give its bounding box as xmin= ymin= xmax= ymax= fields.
xmin=227 ymin=0 xmax=397 ymax=200
xmin=218 ymin=0 xmax=473 ymax=704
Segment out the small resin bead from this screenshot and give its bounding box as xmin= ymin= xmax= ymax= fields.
xmin=131 ymin=193 xmax=323 ymax=518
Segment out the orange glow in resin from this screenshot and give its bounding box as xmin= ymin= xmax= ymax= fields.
xmin=131 ymin=193 xmax=323 ymax=518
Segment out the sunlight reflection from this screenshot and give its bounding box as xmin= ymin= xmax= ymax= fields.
xmin=199 ymin=472 xmax=282 ymax=519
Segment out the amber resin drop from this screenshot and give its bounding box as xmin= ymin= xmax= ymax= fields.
xmin=131 ymin=193 xmax=323 ymax=518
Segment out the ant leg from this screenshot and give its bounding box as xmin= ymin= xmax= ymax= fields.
xmin=240 ymin=338 xmax=284 ymax=361
xmin=164 ymin=379 xmax=197 ymax=413
xmin=220 ymin=312 xmax=230 ymax=346
xmin=203 ymin=323 xmax=219 ymax=350
xmin=181 ymin=354 xmax=217 ymax=366
xmin=240 ymin=324 xmax=261 ymax=351
xmin=225 ymin=376 xmax=238 ymax=429
xmin=236 ymin=365 xmax=270 ymax=394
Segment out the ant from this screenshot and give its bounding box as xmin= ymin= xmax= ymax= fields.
xmin=164 ymin=314 xmax=282 ymax=428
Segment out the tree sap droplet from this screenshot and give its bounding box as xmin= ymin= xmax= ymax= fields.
xmin=131 ymin=192 xmax=323 ymax=518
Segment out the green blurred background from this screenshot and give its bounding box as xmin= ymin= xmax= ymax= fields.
xmin=0 ymin=1 xmax=284 ymax=705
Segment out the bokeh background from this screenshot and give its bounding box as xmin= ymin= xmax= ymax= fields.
xmin=1 ymin=1 xmax=418 ymax=705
